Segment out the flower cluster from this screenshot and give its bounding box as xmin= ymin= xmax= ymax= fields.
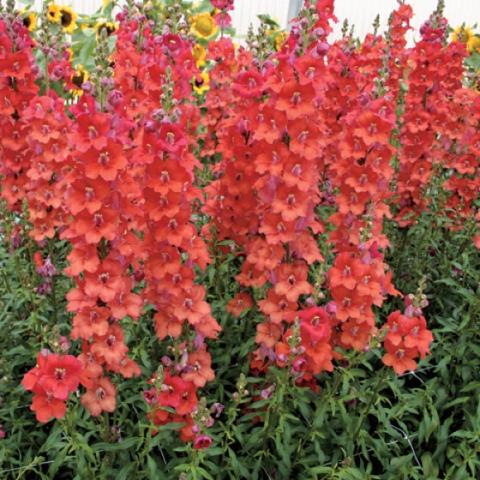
xmin=109 ymin=5 xmax=221 ymax=441
xmin=202 ymin=0 xmax=441 ymax=387
xmin=0 ymin=17 xmax=39 ymax=217
xmin=211 ymin=0 xmax=234 ymax=29
xmin=22 ymin=352 xmax=82 ymax=422
xmin=8 ymin=1 xmax=220 ymax=435
xmin=382 ymin=311 xmax=433 ymax=374
xmin=1 ymin=0 xmax=478 ymax=450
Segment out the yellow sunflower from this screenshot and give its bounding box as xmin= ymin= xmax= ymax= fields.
xmin=71 ymin=64 xmax=89 ymax=96
xmin=47 ymin=3 xmax=61 ymax=23
xmin=273 ymin=31 xmax=288 ymax=51
xmin=451 ymin=25 xmax=473 ymax=44
xmin=192 ymin=43 xmax=207 ymax=68
xmin=451 ymin=25 xmax=480 ymax=53
xmin=95 ymin=20 xmax=117 ymax=39
xmin=59 ymin=6 xmax=77 ymax=34
xmin=467 ymin=35 xmax=480 ymax=53
xmin=190 ymin=12 xmax=218 ymax=40
xmin=193 ymin=71 xmax=210 ymax=95
xmin=22 ymin=11 xmax=37 ymax=32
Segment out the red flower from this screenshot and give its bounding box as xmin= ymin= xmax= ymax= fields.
xmin=232 ymin=70 xmax=265 ymax=98
xmin=30 ymin=393 xmax=67 ymax=423
xmin=83 ymin=141 xmax=126 ymax=181
xmin=37 ymin=354 xmax=83 ymax=400
xmin=382 ymin=311 xmax=433 ymax=374
xmin=158 ymin=374 xmax=198 ymax=416
xmin=299 ymin=307 xmax=331 ymax=344
xmin=22 ymin=353 xmax=82 ymax=401
xmin=157 ymin=123 xmax=187 ymax=153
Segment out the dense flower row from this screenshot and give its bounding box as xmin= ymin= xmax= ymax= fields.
xmin=0 ymin=0 xmax=478 ymax=448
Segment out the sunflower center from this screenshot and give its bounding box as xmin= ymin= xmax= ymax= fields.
xmin=60 ymin=10 xmax=73 ymax=28
xmin=72 ymin=71 xmax=85 ymax=88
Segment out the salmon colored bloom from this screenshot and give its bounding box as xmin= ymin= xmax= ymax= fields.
xmin=71 ymin=307 xmax=110 ymax=340
xmin=226 ymin=292 xmax=253 ymax=317
xmin=273 ymin=263 xmax=312 ymax=303
xmin=182 ymin=349 xmax=215 ymax=388
xmin=81 ymin=377 xmax=116 ymax=416
xmin=30 ymin=393 xmax=67 ymax=423
xmin=91 ymin=324 xmax=129 ymax=365
xmin=255 ymin=321 xmax=282 ymax=349
xmin=83 ymin=259 xmax=126 ymax=303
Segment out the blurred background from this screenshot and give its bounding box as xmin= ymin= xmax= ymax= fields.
xmin=18 ymin=0 xmax=480 ymax=40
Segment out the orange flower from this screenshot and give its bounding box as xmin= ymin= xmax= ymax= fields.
xmin=340 ymin=319 xmax=374 ymax=350
xmin=353 ymin=111 xmax=392 ymax=146
xmin=273 ymin=263 xmax=312 ymax=303
xmin=65 ymin=207 xmax=118 ymax=244
xmin=81 ymin=377 xmax=116 ymax=416
xmin=258 ymin=290 xmax=297 ymax=324
xmin=109 ymin=291 xmax=143 ymax=320
xmin=66 ymin=284 xmax=96 ymax=313
xmin=154 ymin=311 xmax=184 ymax=339
xmin=255 ymin=321 xmax=282 ymax=348
xmin=31 ymin=393 xmax=66 ymax=423
xmin=271 ymin=184 xmax=311 ymax=223
xmin=182 ymin=349 xmax=215 ymax=387
xmin=91 ymin=324 xmax=129 ymax=365
xmin=226 ymin=292 xmax=253 ymax=317
xmin=71 ymin=307 xmax=110 ymax=340
xmin=275 ymin=81 xmax=315 ymax=120
xmin=83 ymin=141 xmax=126 ymax=181
xmin=78 ymin=349 xmax=103 ymax=389
xmin=67 ymin=178 xmax=110 ymax=215
xmin=83 ymin=259 xmax=125 ymax=303
xmin=173 ymin=285 xmax=211 ymax=326
xmin=193 ymin=315 xmax=221 ymax=339
xmin=65 ymin=244 xmax=100 ymax=276
xmin=259 ymin=213 xmax=297 ymax=244
xmin=109 ymin=357 xmax=141 ymax=378
xmin=382 ymin=345 xmax=418 ymax=375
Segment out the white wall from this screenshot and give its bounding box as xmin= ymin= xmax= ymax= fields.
xmin=332 ymin=0 xmax=480 ymax=42
xmin=16 ymin=0 xmax=480 ymax=40
xmin=230 ymin=0 xmax=290 ymax=38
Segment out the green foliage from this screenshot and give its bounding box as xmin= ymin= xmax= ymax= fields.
xmin=0 ymin=201 xmax=478 ymax=479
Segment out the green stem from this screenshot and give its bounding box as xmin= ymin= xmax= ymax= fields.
xmin=352 ymin=367 xmax=387 ymax=444
xmin=47 ymin=240 xmax=59 ymax=324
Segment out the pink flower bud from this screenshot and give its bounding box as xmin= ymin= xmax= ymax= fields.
xmin=193 ymin=434 xmax=212 ymax=449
